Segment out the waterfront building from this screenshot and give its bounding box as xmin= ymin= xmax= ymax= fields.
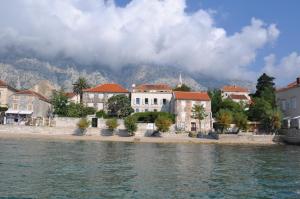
xmin=65 ymin=92 xmax=80 ymax=104
xmin=30 ymin=80 xmax=56 ymax=99
xmin=83 ymin=83 xmax=129 ymax=111
xmin=221 ymin=85 xmax=251 ymax=104
xmin=131 ymin=84 xmax=173 ymax=113
xmin=6 ymin=90 xmax=52 ymax=125
xmin=0 ymin=80 xmax=18 ymax=108
xmin=172 ymin=91 xmax=212 ymax=132
xmin=276 ymin=77 xmax=300 ymax=128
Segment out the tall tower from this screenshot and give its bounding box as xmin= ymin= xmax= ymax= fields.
xmin=178 ymin=72 xmax=183 ymax=88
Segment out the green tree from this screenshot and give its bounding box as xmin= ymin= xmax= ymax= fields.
xmin=124 ymin=116 xmax=138 ymax=136
xmin=73 ymin=77 xmax=90 ymax=104
xmin=107 ymin=95 xmax=134 ymax=118
xmin=216 ymin=109 xmax=233 ymax=133
xmin=51 ymin=90 xmax=68 ymax=116
xmin=253 ymin=73 xmax=276 ymax=108
xmin=248 ymin=98 xmax=272 ymax=121
xmin=208 ymin=89 xmax=222 ymax=117
xmin=106 ymin=118 xmax=119 ymax=132
xmin=234 ymin=112 xmax=248 ymax=133
xmin=220 ymin=98 xmax=244 ymax=114
xmin=155 ymin=115 xmax=172 ymax=132
xmin=66 ymin=103 xmax=96 ymax=118
xmin=191 ymin=104 xmax=207 ymax=132
xmin=263 ymin=108 xmax=282 ymax=134
xmin=173 ymin=84 xmax=191 ymax=91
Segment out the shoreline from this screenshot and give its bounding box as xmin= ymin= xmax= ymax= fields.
xmin=0 ymin=132 xmax=279 ymax=145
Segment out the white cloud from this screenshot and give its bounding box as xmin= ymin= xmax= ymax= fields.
xmin=263 ymin=52 xmax=300 ymax=85
xmin=0 ymin=0 xmax=279 ymax=80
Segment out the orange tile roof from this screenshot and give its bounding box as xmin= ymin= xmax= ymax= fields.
xmin=222 ymin=85 xmax=249 ymax=92
xmin=277 ymin=80 xmax=300 ymax=92
xmin=174 ymin=91 xmax=210 ymax=101
xmin=83 ymin=83 xmax=129 ymax=93
xmin=229 ymin=94 xmax=249 ymax=100
xmin=65 ymin=92 xmax=76 ymax=98
xmin=134 ymin=84 xmax=172 ymax=92
xmin=16 ymin=90 xmax=50 ymax=103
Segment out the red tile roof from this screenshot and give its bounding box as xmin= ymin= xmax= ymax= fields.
xmin=134 ymin=84 xmax=172 ymax=92
xmin=16 ymin=90 xmax=50 ymax=103
xmin=65 ymin=92 xmax=76 ymax=98
xmin=222 ymin=85 xmax=249 ymax=92
xmin=277 ymin=80 xmax=300 ymax=92
xmin=229 ymin=94 xmax=249 ymax=100
xmin=0 ymin=80 xmax=18 ymax=91
xmin=174 ymin=91 xmax=210 ymax=101
xmin=83 ymin=83 xmax=129 ymax=93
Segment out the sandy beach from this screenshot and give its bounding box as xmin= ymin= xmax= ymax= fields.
xmin=0 ymin=131 xmax=278 ymax=145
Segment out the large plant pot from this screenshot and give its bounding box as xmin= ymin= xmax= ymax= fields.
xmin=101 ymin=129 xmax=114 ymax=136
xmin=118 ymin=129 xmax=134 ymax=137
xmin=74 ymin=128 xmax=87 ymax=136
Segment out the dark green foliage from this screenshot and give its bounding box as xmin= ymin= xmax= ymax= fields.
xmin=124 ymin=116 xmax=138 ymax=135
xmin=73 ymin=77 xmax=90 ymax=104
xmin=77 ymin=117 xmax=91 ymax=134
xmin=191 ymin=104 xmax=207 ymax=131
xmin=253 ymin=73 xmax=276 ymax=108
xmin=220 ymin=99 xmax=244 ymax=114
xmin=132 ymin=112 xmax=175 ymax=123
xmin=248 ymin=98 xmax=272 ymax=121
xmin=208 ymin=89 xmax=222 ymax=117
xmin=51 ymin=91 xmax=68 ymax=116
xmin=0 ymin=106 xmax=8 ymax=112
xmin=155 ymin=115 xmax=172 ymax=132
xmin=215 ymin=109 xmax=233 ymax=133
xmin=96 ymin=110 xmax=107 ymax=118
xmin=173 ymin=84 xmax=191 ymax=91
xmin=107 ymin=95 xmax=133 ymax=118
xmin=66 ymin=103 xmax=96 ymax=118
xmin=234 ymin=112 xmax=248 ymax=132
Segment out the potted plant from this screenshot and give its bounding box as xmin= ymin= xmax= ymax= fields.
xmin=105 ymin=118 xmax=119 ymax=135
xmin=76 ymin=117 xmax=90 ymax=135
xmin=124 ymin=116 xmax=138 ymax=136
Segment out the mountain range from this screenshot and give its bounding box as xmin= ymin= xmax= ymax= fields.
xmin=0 ymin=57 xmax=254 ymax=92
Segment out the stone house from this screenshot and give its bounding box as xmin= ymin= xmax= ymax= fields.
xmin=83 ymin=83 xmax=129 ymax=111
xmin=276 ymin=77 xmax=300 ymax=128
xmin=172 ymin=91 xmax=212 ymax=132
xmin=221 ymin=85 xmax=251 ymax=104
xmin=6 ymin=90 xmax=52 ymax=125
xmin=0 ymin=80 xmax=18 ymax=108
xmin=131 ymin=84 xmax=173 ymax=113
xmin=65 ymin=92 xmax=80 ymax=104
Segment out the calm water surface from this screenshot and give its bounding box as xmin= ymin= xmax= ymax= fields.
xmin=0 ymin=139 xmax=300 ymax=199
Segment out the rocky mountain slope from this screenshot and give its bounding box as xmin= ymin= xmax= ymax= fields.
xmin=0 ymin=58 xmax=254 ymax=91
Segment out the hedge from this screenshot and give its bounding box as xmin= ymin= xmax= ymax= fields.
xmin=131 ymin=112 xmax=175 ymax=123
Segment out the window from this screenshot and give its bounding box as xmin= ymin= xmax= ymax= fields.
xmin=282 ymin=100 xmax=286 ymax=110
xmin=145 ymin=109 xmax=148 ymax=112
xmin=154 ymin=98 xmax=158 ymax=105
xmin=163 ymin=99 xmax=167 ymax=105
xmin=13 ymin=103 xmax=18 ymax=110
xmin=27 ymin=104 xmax=33 ymax=111
xmin=201 ymin=102 xmax=206 ymax=108
xmin=13 ymin=95 xmax=19 ymax=100
xmin=135 ymin=108 xmax=140 ymax=113
xmin=154 ymin=109 xmax=157 ymax=112
xmin=136 ymin=98 xmax=140 ymax=105
xmin=291 ymin=97 xmax=297 ymax=109
xmin=145 ymin=98 xmax=149 ymax=104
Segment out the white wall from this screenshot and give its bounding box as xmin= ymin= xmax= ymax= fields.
xmin=131 ymin=92 xmax=172 ymax=112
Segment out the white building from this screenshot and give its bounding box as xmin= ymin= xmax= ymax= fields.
xmin=276 ymin=77 xmax=300 ymax=128
xmin=131 ymin=84 xmax=173 ymax=113
xmin=221 ymin=85 xmax=251 ymax=104
xmin=83 ymin=83 xmax=129 ymax=111
xmin=65 ymin=93 xmax=80 ymax=104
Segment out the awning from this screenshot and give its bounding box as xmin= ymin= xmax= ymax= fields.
xmin=5 ymin=110 xmax=19 ymax=114
xmin=19 ymin=111 xmax=33 ymax=115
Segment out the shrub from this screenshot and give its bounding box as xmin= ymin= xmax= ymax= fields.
xmin=124 ymin=116 xmax=138 ymax=136
xmin=96 ymin=110 xmax=107 ymax=118
xmin=132 ymin=112 xmax=175 ymax=123
xmin=77 ymin=118 xmax=90 ymax=134
xmin=188 ymin=131 xmax=197 ymax=138
xmin=106 ymin=118 xmax=119 ymax=132
xmin=155 ymin=115 xmax=172 ymax=132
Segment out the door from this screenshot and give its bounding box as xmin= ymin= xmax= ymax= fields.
xmin=191 ymin=122 xmax=197 ymax=131
xmin=92 ymin=118 xmax=98 ymax=128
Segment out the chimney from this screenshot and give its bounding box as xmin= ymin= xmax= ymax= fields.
xmin=297 ymin=77 xmax=300 ymax=85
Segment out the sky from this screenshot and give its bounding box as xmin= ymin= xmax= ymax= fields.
xmin=0 ymin=0 xmax=299 ymax=86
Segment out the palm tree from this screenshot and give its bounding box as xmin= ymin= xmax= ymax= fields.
xmin=73 ymin=77 xmax=90 ymax=104
xmin=191 ymin=104 xmax=207 ymax=132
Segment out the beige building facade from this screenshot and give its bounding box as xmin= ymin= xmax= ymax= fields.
xmin=0 ymin=80 xmax=18 ymax=108
xmin=172 ymin=91 xmax=212 ymax=132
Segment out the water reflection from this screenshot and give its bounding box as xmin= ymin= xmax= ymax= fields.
xmin=0 ymin=140 xmax=300 ymax=199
